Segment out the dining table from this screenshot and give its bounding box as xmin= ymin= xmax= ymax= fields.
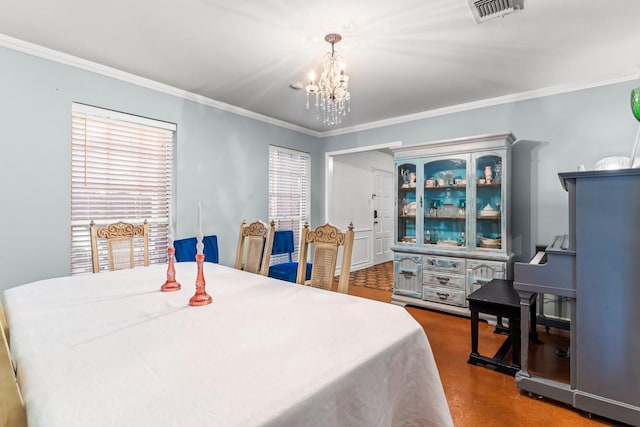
xmin=3 ymin=262 xmax=453 ymax=427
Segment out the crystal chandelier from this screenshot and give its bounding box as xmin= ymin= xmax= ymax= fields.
xmin=305 ymin=33 xmax=351 ymax=125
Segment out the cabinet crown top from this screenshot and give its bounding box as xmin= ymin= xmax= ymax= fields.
xmin=391 ymin=132 xmax=515 ymax=155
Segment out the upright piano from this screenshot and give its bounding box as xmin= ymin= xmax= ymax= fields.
xmin=518 ymin=236 xmax=573 ymax=330
xmin=513 ymin=168 xmax=640 ymax=426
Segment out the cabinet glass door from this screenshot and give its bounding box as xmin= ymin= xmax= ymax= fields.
xmin=396 ymin=161 xmax=418 ymax=245
xmin=423 ymin=157 xmax=467 ymax=248
xmin=474 ymin=153 xmax=504 ymax=250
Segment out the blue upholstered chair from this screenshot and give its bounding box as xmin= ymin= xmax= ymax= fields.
xmin=174 ymin=235 xmax=219 ymax=263
xmin=268 ymin=230 xmax=311 ymax=283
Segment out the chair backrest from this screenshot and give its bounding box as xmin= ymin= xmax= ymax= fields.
xmin=271 ymin=230 xmax=295 ymax=263
xmin=0 ymin=302 xmax=8 ymax=348
xmin=234 ymin=220 xmax=275 ymax=275
xmin=174 ymin=235 xmax=219 ymax=263
xmin=0 ymin=322 xmax=27 ymax=427
xmin=296 ymin=222 xmax=355 ymax=293
xmin=90 ymin=220 xmax=149 ymax=273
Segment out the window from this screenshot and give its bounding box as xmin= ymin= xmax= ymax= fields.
xmin=268 ymin=145 xmax=310 ymax=264
xmin=71 ymin=103 xmax=176 ymax=274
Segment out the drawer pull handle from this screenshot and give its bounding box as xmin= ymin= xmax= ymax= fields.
xmin=400 ymin=270 xmax=415 ymax=279
xmin=436 ymin=292 xmax=450 ymax=300
xmin=428 ymin=259 xmax=459 ymax=269
xmin=436 ymin=276 xmax=450 ymax=285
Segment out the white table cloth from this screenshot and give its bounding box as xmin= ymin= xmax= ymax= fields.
xmin=4 ymin=263 xmax=452 ymax=427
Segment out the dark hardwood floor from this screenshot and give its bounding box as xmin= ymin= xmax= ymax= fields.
xmin=337 ymin=263 xmax=625 ymax=427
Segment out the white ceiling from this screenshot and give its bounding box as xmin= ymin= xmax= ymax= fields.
xmin=2 ymin=0 xmax=640 ymax=135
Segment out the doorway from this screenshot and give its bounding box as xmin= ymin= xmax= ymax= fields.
xmin=372 ymin=168 xmax=393 ymax=264
xmin=325 ymin=141 xmax=400 ymax=272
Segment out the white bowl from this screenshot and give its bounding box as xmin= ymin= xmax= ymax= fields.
xmin=594 ymin=156 xmax=630 ymax=170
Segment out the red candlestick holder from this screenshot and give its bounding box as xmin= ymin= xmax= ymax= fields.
xmin=189 ymin=253 xmax=212 ymax=306
xmin=161 ymin=247 xmax=181 ymax=292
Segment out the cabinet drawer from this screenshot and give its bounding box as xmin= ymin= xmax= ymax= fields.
xmin=423 ymin=271 xmax=466 ymax=291
xmin=422 ymin=286 xmax=466 ymax=307
xmin=423 ymin=255 xmax=466 ymax=274
xmin=467 ymin=259 xmax=505 ymax=273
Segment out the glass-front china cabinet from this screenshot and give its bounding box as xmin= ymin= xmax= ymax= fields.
xmin=392 ymin=133 xmax=514 ymax=315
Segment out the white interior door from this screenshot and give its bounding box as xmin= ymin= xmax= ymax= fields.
xmin=373 ymin=169 xmax=393 ymax=264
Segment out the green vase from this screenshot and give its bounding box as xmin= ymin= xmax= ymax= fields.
xmin=632 ymin=87 xmax=640 ymax=122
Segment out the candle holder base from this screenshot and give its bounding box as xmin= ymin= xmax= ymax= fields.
xmin=161 ymin=280 xmax=181 ymax=292
xmin=189 ymin=293 xmax=213 ymax=306
xmin=161 ymin=247 xmax=181 ymax=292
xmin=189 ymin=253 xmax=212 ymax=306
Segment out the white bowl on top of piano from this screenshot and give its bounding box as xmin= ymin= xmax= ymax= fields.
xmin=594 ymin=156 xmax=640 ymax=170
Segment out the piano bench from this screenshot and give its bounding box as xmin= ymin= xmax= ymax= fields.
xmin=466 ymin=279 xmax=537 ymax=376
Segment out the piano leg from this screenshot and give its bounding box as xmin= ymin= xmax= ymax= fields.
xmin=530 ymin=297 xmax=542 ymax=344
xmin=517 ymin=289 xmax=536 ymax=377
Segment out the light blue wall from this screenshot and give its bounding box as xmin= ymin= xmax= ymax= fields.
xmin=2 ymin=43 xmax=637 ymax=291
xmin=321 ymin=81 xmax=640 ymax=261
xmin=0 ymin=46 xmax=322 ymax=291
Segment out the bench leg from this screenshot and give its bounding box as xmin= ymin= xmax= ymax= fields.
xmin=511 ymin=317 xmax=521 ymax=367
xmin=470 ymin=309 xmax=479 ymax=356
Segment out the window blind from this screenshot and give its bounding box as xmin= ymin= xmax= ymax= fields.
xmin=71 ymin=103 xmax=176 ymax=274
xmin=268 ymin=145 xmax=310 ymax=264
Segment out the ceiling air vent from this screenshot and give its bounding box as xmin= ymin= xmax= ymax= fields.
xmin=467 ymin=0 xmax=524 ymax=23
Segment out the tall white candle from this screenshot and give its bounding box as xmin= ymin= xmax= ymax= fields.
xmin=196 ymin=202 xmax=204 ymax=255
xmin=168 ymin=206 xmax=174 ymax=249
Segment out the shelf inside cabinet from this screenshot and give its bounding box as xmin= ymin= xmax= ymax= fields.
xmin=425 ymin=241 xmax=464 ymax=247
xmin=477 ymin=216 xmax=501 ymax=220
xmin=476 ymin=183 xmax=501 ymax=188
xmin=425 ymin=216 xmax=465 ymax=220
xmin=425 ymin=185 xmax=466 ymax=190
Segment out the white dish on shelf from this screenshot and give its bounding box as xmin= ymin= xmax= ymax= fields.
xmin=407 ymin=202 xmax=417 ymax=215
xmin=479 ymin=241 xmax=501 ymax=249
xmin=478 ymin=211 xmax=500 ymax=217
xmin=478 ymin=204 xmax=499 ymax=217
xmin=436 ymin=239 xmax=459 ymax=247
xmin=478 ymin=236 xmax=501 ymax=248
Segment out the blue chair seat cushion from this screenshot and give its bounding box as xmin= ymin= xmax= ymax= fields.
xmin=268 ymin=262 xmax=312 ymax=283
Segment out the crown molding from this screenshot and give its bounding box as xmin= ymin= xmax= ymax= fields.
xmin=320 ymin=74 xmax=638 ymax=138
xmin=2 ymin=33 xmax=636 ymax=140
xmin=0 ymin=33 xmax=321 ymax=138
xmin=319 ymin=74 xmax=639 ymax=137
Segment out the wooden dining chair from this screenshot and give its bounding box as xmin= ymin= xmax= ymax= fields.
xmin=296 ymin=222 xmax=355 ymax=294
xmin=90 ymin=220 xmax=150 ymax=273
xmin=0 ymin=302 xmax=8 ymax=348
xmin=0 ymin=324 xmax=27 ymax=427
xmin=234 ymin=220 xmax=275 ymax=275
